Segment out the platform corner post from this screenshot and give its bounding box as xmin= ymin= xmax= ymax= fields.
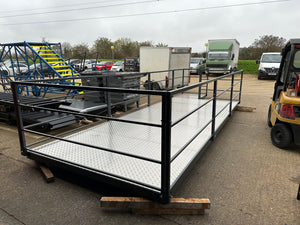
xmin=229 ymin=74 xmax=235 ymax=116
xmin=11 ymin=82 xmax=27 ymax=156
xmin=147 ymin=72 xmax=151 ymax=106
xmin=239 ymin=71 xmax=244 ymax=104
xmin=161 ymin=92 xmax=172 ymax=203
xmin=211 ymin=80 xmax=217 ymax=141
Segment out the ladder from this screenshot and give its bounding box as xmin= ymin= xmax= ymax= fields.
xmin=0 ymin=42 xmax=81 ymax=96
xmin=27 ymin=42 xmax=81 ymax=84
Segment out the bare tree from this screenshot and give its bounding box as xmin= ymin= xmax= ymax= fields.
xmin=72 ymin=43 xmax=89 ymax=59
xmin=92 ymin=37 xmax=113 ymax=59
xmin=61 ymin=42 xmax=72 ymax=59
xmin=251 ymin=35 xmax=286 ymax=59
xmin=155 ymin=42 xmax=168 ymax=47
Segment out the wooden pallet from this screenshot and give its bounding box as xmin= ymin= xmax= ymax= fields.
xmin=100 ymin=197 xmax=210 ymax=215
xmin=235 ymin=105 xmax=256 ymax=112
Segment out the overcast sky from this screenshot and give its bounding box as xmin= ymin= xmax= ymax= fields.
xmin=0 ymin=0 xmax=297 ymax=53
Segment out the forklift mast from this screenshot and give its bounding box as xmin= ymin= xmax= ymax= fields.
xmin=273 ymin=39 xmax=300 ymax=101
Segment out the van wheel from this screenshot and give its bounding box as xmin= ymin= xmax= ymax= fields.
xmin=258 ymin=74 xmax=262 ymax=80
xmin=271 ymin=123 xmax=292 ymax=149
xmin=267 ymin=104 xmax=272 ymax=127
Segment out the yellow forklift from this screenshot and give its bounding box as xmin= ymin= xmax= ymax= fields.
xmin=267 ymin=39 xmax=300 ymax=149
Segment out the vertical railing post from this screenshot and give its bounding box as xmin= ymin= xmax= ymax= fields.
xmin=211 ymin=80 xmax=217 ymax=141
xmin=106 ymin=75 xmax=112 ymax=117
xmin=205 ymin=72 xmax=209 ymax=96
xmin=238 ymin=71 xmax=244 ymax=104
xmin=11 ymin=82 xmax=27 ymax=156
xmin=171 ymin=70 xmax=175 ymax=90
xmin=198 ymin=72 xmax=202 ymax=99
xmin=182 ymin=69 xmax=185 ymax=87
xmin=229 ymin=73 xmax=235 ymax=116
xmin=161 ymin=92 xmax=172 ymax=203
xmin=147 ymin=72 xmax=151 ymax=106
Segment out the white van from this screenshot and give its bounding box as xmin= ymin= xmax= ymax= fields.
xmin=257 ymin=52 xmax=282 ymax=79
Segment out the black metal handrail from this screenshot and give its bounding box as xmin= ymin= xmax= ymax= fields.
xmin=10 ymin=68 xmax=243 ymax=204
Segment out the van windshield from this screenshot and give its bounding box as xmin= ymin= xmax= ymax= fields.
xmin=114 ymin=61 xmax=123 ymax=66
xmin=293 ymin=51 xmax=300 ymax=68
xmin=261 ymin=54 xmax=281 ymax=63
xmin=191 ymin=58 xmax=201 ymax=63
xmin=208 ymin=52 xmax=230 ymax=60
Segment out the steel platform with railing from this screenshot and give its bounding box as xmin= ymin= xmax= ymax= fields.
xmin=11 ymin=69 xmax=243 ymax=203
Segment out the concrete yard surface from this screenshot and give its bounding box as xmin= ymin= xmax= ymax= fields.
xmin=0 ymin=74 xmax=300 ymax=224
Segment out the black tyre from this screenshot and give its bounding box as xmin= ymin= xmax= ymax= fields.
xmin=267 ymin=104 xmax=272 ymax=127
xmin=297 ymin=185 xmax=300 ymax=200
xmin=258 ymin=73 xmax=262 ymax=80
xmin=152 ymin=82 xmax=160 ymax=90
xmin=271 ymin=123 xmax=292 ymax=149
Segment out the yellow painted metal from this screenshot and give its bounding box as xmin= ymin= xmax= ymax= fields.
xmin=47 ymin=61 xmax=64 ymax=64
xmin=271 ymin=91 xmax=300 ymax=126
xmin=52 ymin=65 xmax=69 ymax=68
xmin=56 ymin=69 xmax=72 ymax=73
xmin=43 ymin=57 xmax=61 ymax=60
xmin=39 ymin=53 xmax=56 ymax=56
xmin=279 ymin=92 xmax=300 ymax=105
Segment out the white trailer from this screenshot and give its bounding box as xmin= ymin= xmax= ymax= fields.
xmin=140 ymin=47 xmax=191 ymax=89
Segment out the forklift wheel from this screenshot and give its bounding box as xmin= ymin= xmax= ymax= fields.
xmin=267 ymin=104 xmax=272 ymax=127
xmin=271 ymin=123 xmax=292 ymax=149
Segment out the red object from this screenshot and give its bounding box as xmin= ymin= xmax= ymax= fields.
xmin=165 ymin=76 xmax=169 ymax=88
xmin=279 ymin=104 xmax=295 ymax=119
xmin=93 ymin=61 xmax=114 ymax=71
xmin=295 ymin=74 xmax=300 ymax=92
xmin=296 ymin=45 xmax=300 ymax=49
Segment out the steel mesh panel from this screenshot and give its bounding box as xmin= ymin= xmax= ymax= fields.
xmin=33 ymin=141 xmax=162 ymax=188
xmin=170 ymin=101 xmax=238 ymax=186
xmin=65 ymin=122 xmax=163 ymax=160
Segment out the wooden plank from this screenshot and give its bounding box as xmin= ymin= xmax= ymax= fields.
xmin=100 ymin=197 xmax=210 ymax=215
xmin=235 ymin=105 xmax=256 ymax=112
xmin=132 ymin=208 xmax=205 ymax=215
xmin=79 ymin=119 xmax=94 ymax=125
xmin=36 ymin=163 xmax=55 ymax=183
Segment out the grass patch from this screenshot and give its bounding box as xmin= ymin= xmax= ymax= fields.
xmin=238 ymin=60 xmax=259 ymax=74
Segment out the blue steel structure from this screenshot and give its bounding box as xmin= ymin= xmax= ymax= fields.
xmin=0 ymin=42 xmax=80 ymax=96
